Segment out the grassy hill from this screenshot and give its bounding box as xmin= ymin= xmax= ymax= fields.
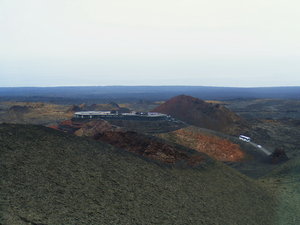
xmin=0 ymin=124 xmax=276 ymax=225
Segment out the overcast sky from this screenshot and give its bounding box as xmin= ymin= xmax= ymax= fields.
xmin=1 ymin=0 xmax=300 ymax=87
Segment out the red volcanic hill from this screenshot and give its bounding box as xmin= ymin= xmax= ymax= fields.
xmin=153 ymin=95 xmax=247 ymax=135
xmin=158 ymin=127 xmax=246 ymax=162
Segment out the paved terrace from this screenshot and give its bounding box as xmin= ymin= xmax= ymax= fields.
xmin=73 ymin=111 xmax=171 ymax=121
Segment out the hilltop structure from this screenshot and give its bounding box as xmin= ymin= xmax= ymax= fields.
xmin=74 ymin=110 xmax=171 ymax=121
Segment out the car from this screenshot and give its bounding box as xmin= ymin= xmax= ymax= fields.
xmin=257 ymin=145 xmax=262 ymax=148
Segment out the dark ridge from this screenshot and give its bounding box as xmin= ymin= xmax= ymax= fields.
xmin=1 ymin=86 xmax=300 ymax=104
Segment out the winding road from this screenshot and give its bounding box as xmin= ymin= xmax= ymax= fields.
xmin=248 ymin=142 xmax=272 ymax=156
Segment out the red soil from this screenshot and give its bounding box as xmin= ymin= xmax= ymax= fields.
xmin=160 ymin=128 xmax=246 ymax=162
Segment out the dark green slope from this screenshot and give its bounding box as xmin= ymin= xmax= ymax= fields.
xmin=265 ymin=157 xmax=300 ymax=178
xmin=0 ymin=124 xmax=275 ymax=225
xmin=261 ymin=157 xmax=300 ymax=225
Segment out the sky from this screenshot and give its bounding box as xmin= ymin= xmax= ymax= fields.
xmin=0 ymin=0 xmax=300 ymax=87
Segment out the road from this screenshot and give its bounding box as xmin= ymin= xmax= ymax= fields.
xmin=248 ymin=142 xmax=272 ymax=156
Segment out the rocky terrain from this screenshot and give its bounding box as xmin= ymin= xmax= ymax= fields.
xmin=247 ymin=119 xmax=300 ymax=158
xmin=0 ymin=102 xmax=73 ymax=125
xmin=0 ymin=124 xmax=276 ymax=225
xmin=226 ymin=98 xmax=300 ymax=120
xmin=223 ymin=98 xmax=300 ymax=158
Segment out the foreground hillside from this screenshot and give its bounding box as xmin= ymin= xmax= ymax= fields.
xmin=0 ymin=124 xmax=275 ymax=225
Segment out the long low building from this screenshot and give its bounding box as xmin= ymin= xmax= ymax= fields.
xmin=73 ymin=111 xmax=171 ymax=121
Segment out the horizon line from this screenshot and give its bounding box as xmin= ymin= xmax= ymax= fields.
xmin=1 ymin=85 xmax=300 ymax=88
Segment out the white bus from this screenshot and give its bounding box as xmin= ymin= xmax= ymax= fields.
xmin=239 ymin=135 xmax=251 ymax=142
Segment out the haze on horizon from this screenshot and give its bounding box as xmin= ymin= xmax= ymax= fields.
xmin=1 ymin=0 xmax=300 ymax=87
